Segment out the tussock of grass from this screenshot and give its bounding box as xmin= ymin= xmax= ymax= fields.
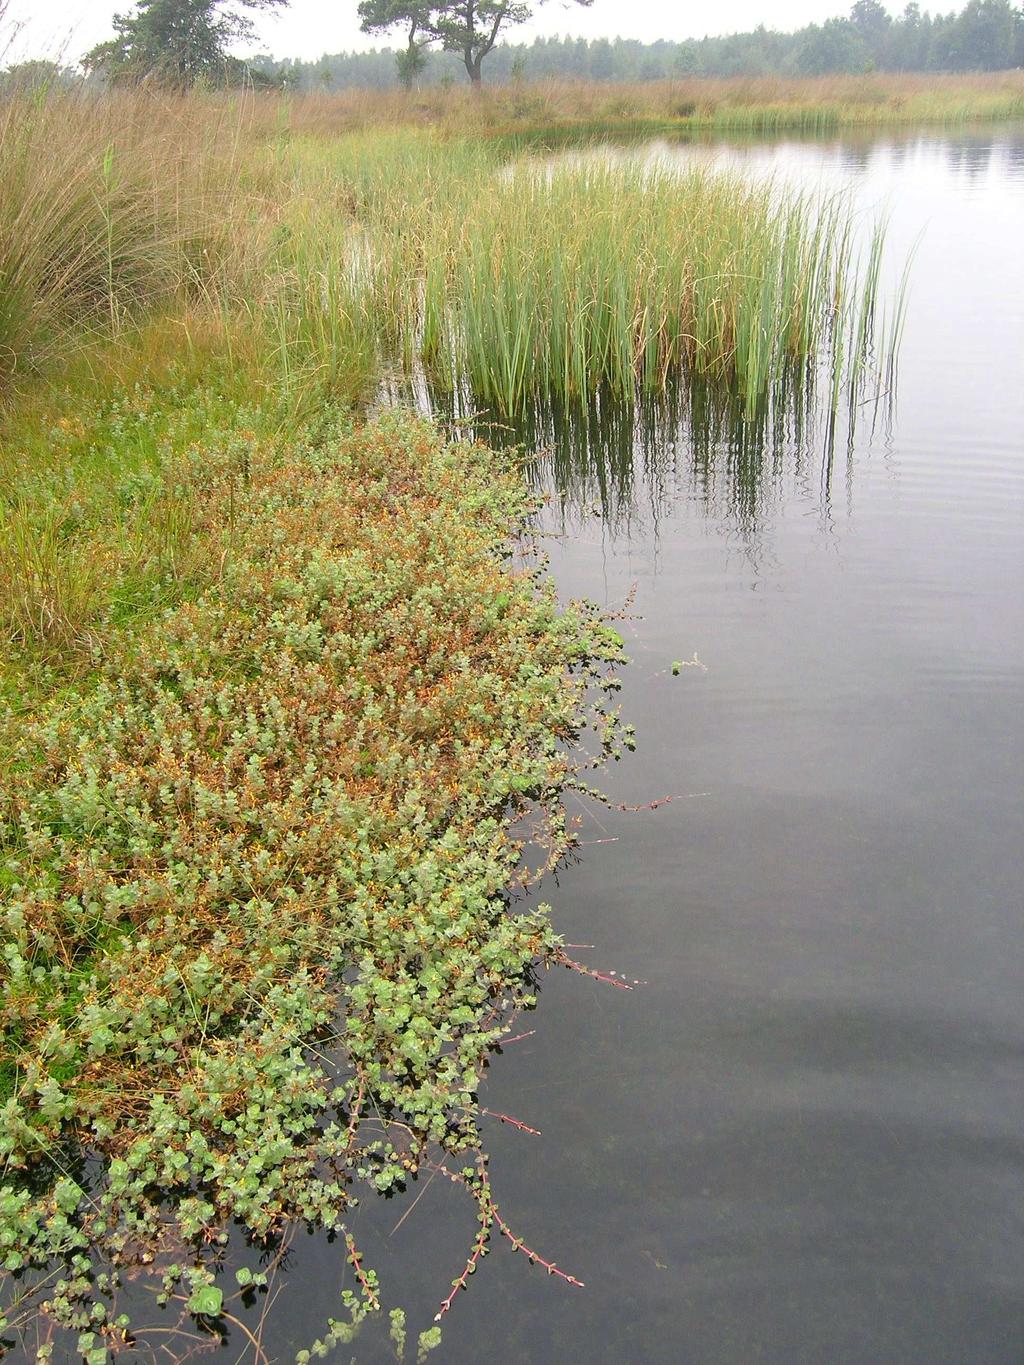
xmin=0 ymin=92 xmax=253 ymax=389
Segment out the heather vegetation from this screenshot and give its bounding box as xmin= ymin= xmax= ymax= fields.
xmin=0 ymin=65 xmax=951 ymax=1357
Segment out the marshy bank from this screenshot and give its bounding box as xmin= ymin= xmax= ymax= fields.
xmin=0 ymin=87 xmax=921 ymax=1359
xmin=0 ymin=92 xmax=901 ymax=682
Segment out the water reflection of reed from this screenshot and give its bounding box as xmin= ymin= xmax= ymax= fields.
xmin=423 ymin=368 xmax=865 ymax=544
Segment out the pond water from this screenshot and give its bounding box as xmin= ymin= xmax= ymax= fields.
xmin=216 ymin=128 xmax=1024 ymax=1364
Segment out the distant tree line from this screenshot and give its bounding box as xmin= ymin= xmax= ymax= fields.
xmin=250 ymin=0 xmax=1024 ymax=90
xmin=1 ymin=0 xmax=1020 ymax=92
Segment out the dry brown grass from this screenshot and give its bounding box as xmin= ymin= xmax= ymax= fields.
xmin=0 ymin=87 xmax=264 ymax=390
xmin=259 ymin=70 xmax=1024 ymax=139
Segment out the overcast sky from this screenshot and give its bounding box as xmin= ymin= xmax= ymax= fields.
xmin=2 ymin=0 xmax=874 ymax=67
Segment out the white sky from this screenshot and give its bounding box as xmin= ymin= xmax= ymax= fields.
xmin=2 ymin=0 xmax=876 ymax=67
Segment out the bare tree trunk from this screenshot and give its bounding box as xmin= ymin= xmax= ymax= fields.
xmin=464 ymin=0 xmax=483 ymax=85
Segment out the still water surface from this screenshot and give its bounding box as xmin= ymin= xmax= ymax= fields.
xmin=269 ymin=129 xmax=1024 ymax=1364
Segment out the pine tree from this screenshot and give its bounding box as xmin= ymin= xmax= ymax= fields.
xmin=83 ymin=0 xmax=286 ymax=89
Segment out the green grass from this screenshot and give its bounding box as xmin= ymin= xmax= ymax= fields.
xmin=0 ymin=324 xmax=278 ymax=682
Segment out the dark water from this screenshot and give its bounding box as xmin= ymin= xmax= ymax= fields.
xmin=221 ymin=130 xmax=1024 ymax=1364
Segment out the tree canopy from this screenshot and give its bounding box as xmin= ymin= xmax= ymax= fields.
xmin=357 ymin=0 xmax=594 ymax=84
xmin=83 ymin=0 xmax=286 ymax=88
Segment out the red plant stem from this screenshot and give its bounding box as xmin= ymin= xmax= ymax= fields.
xmin=490 ymin=1205 xmax=585 ymax=1288
xmin=344 ymin=1076 xmax=365 ymax=1146
xmin=480 ymin=1108 xmax=541 ymax=1136
xmin=498 ymin=1029 xmax=536 ymax=1046
xmin=344 ymin=1232 xmax=379 ymax=1310
xmin=553 ymin=950 xmax=633 ymax=989
xmin=433 ymin=1203 xmax=492 ymax=1321
xmin=427 ymin=1157 xmax=585 ymax=1321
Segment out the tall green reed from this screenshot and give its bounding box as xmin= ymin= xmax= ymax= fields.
xmin=290 ymin=139 xmax=897 ymax=420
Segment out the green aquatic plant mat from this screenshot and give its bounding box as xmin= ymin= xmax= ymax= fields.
xmin=0 ymin=410 xmax=629 ymax=1351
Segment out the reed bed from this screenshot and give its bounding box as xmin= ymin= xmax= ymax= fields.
xmin=271 ymin=134 xmax=894 ymax=417
xmin=437 ymin=166 xmax=884 ymax=414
